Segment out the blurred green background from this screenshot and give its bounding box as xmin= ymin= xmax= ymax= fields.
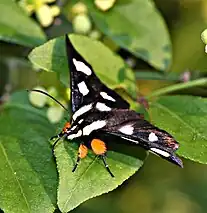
xmin=0 ymin=0 xmax=207 ymax=213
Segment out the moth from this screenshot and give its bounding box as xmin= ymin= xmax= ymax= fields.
xmin=34 ymin=35 xmax=183 ymax=177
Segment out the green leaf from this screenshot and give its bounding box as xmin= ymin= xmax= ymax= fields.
xmin=28 ymin=34 xmax=136 ymax=97
xmin=0 ymin=91 xmax=146 ymax=213
xmin=0 ymin=0 xmax=46 ymax=47
xmin=84 ymin=0 xmax=172 ymax=71
xmin=149 ymin=96 xmax=207 ymax=164
xmin=55 ymin=141 xmax=145 ymax=212
xmin=0 ymin=91 xmax=57 ymax=213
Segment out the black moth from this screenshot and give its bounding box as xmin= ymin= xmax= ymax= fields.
xmin=48 ymin=35 xmax=183 ymax=177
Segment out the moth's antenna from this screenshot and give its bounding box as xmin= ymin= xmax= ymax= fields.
xmin=27 ymin=89 xmax=68 ymax=112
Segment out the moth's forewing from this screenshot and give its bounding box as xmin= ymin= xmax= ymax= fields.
xmin=65 ymin=35 xmax=129 ymax=114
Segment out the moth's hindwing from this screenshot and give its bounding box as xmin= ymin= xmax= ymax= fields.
xmin=84 ymin=109 xmax=183 ymax=167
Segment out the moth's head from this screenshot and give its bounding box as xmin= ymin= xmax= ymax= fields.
xmin=62 ymin=121 xmax=84 ymax=140
xmin=61 ymin=122 xmax=71 ymax=134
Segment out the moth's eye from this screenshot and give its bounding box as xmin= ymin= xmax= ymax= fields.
xmin=148 ymin=132 xmax=158 ymax=142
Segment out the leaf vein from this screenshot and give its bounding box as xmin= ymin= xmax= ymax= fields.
xmin=0 ymin=143 xmax=31 ymax=212
xmin=153 ymin=102 xmax=207 ymax=141
xmin=62 ymin=157 xmax=97 ymax=211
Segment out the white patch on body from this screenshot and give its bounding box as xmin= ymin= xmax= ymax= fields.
xmin=73 ymin=104 xmax=92 ymax=121
xmin=100 ymin=92 xmax=115 ymax=102
xmin=82 ymin=120 xmax=107 ymax=135
xmin=77 ymin=81 xmax=89 ymax=96
xmin=73 ymin=58 xmax=92 ymax=75
xmin=121 ymin=136 xmax=139 ymax=144
xmin=148 ymin=132 xmax=158 ymax=142
xmin=119 ymin=125 xmax=134 ymax=135
xmin=71 ymin=125 xmax=77 ymax=131
xmin=78 ymin=119 xmax=84 ymax=124
xmin=150 ymin=148 xmax=170 ymax=157
xmin=67 ymin=130 xmax=82 ymax=140
xmin=96 ymin=102 xmax=111 ymax=111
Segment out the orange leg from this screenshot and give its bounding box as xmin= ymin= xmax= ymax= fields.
xmin=91 ymin=139 xmax=114 ymax=177
xmin=72 ymin=144 xmax=88 ymax=172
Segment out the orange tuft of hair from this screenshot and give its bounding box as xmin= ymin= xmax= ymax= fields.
xmin=78 ymin=144 xmax=88 ymax=159
xmin=62 ymin=122 xmax=71 ymax=133
xmin=91 ymin=139 xmax=107 ymax=155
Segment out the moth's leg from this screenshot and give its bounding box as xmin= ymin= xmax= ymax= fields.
xmin=50 ymin=134 xmax=60 ymax=140
xmin=101 ymin=155 xmax=114 ymax=178
xmin=50 ymin=122 xmax=71 ymax=140
xmin=91 ymin=139 xmax=114 ymax=177
xmin=72 ymin=144 xmax=88 ymax=172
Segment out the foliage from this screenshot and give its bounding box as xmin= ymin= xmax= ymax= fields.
xmin=0 ymin=0 xmax=46 ymax=47
xmin=0 ymin=0 xmax=207 ymax=213
xmin=84 ymin=0 xmax=172 ymax=70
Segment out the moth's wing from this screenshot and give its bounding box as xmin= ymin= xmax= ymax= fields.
xmin=65 ymin=35 xmax=129 ymax=113
xmin=100 ymin=109 xmax=183 ymax=167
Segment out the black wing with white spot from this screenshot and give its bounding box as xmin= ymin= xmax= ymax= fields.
xmin=65 ymin=35 xmax=129 ymax=113
xmin=94 ymin=109 xmax=183 ymax=167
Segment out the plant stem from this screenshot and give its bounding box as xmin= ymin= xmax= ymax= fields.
xmin=147 ymin=78 xmax=207 ymax=99
xmin=135 ymin=71 xmax=180 ymax=81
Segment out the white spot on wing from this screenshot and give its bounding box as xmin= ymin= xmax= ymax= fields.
xmin=73 ymin=104 xmax=92 ymax=121
xmin=73 ymin=58 xmax=92 ymax=75
xmin=77 ymin=81 xmax=89 ymax=96
xmin=121 ymin=136 xmax=139 ymax=144
xmin=71 ymin=125 xmax=77 ymax=131
xmin=96 ymin=102 xmax=111 ymax=111
xmin=119 ymin=125 xmax=134 ymax=135
xmin=100 ymin=92 xmax=115 ymax=102
xmin=83 ymin=120 xmax=106 ymax=135
xmin=67 ymin=130 xmax=82 ymax=140
xmin=150 ymin=148 xmax=170 ymax=157
xmin=148 ymin=132 xmax=158 ymax=142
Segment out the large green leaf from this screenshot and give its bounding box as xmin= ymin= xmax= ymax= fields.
xmin=0 ymin=91 xmax=146 ymax=213
xmin=84 ymin=0 xmax=171 ymax=71
xmin=0 ymin=92 xmax=57 ymax=213
xmin=55 ymin=140 xmax=145 ymax=212
xmin=28 ymin=34 xmax=136 ymax=96
xmin=149 ymin=96 xmax=207 ymax=164
xmin=0 ymin=0 xmax=46 ymax=47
